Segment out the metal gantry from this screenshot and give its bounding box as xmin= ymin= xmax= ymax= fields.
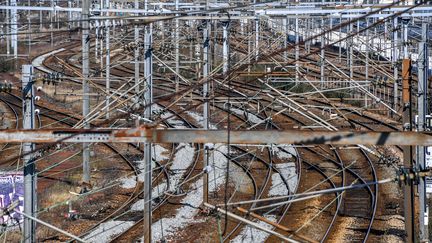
xmin=1 ymin=1 xmax=432 ymax=242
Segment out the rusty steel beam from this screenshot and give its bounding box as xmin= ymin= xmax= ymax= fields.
xmin=3 ymin=128 xmax=432 ymax=146
xmin=402 ymin=58 xmax=415 ymax=243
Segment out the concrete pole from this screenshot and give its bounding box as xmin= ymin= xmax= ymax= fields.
xmin=143 ymin=23 xmax=153 ymax=243
xmin=393 ymin=17 xmax=398 ymax=114
xmin=82 ymin=0 xmax=91 ymax=187
xmin=418 ymin=22 xmax=429 ymax=243
xmin=203 ymin=21 xmax=210 ymax=203
xmin=22 ymin=65 xmax=36 ymax=243
xmin=222 ymin=21 xmax=229 ymax=74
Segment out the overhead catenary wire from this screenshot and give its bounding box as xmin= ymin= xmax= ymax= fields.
xmin=0 ymin=1 xmax=429 ymax=241
xmin=217 ymin=177 xmax=393 ymax=210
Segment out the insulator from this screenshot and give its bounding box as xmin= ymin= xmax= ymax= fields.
xmin=35 ymin=109 xmax=40 ymax=114
xmin=37 ymin=86 xmax=43 ymax=91
xmin=35 ymin=96 xmax=41 ymax=101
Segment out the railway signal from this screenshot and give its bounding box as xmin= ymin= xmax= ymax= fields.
xmin=123 ymin=42 xmax=139 ymax=52
xmin=34 ymin=72 xmax=63 ymax=86
xmin=0 ymin=81 xmax=12 ymax=93
xmin=43 ymin=72 xmax=63 ymax=85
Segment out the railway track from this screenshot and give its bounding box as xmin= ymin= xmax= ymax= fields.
xmin=0 ymin=96 xmax=19 ymax=156
xmin=26 ymin=23 xmax=406 ymax=242
xmin=0 ymin=92 xmax=154 ymax=241
xmin=153 ymin=70 xmax=384 ymax=242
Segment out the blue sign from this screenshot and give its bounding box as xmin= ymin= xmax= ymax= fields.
xmin=0 ymin=172 xmax=24 ymax=225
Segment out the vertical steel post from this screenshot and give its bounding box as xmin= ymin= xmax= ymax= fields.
xmin=22 ymin=65 xmax=36 ymax=243
xmin=10 ymin=0 xmax=17 ymax=59
xmin=348 ymin=19 xmax=354 ymax=96
xmin=39 ymin=0 xmax=43 ymax=31
xmin=143 ymin=23 xmax=153 ymax=243
xmin=27 ymin=3 xmax=31 ymax=56
xmin=55 ymin=0 xmax=59 ymax=31
xmin=240 ymin=17 xmax=244 ymax=35
xmin=99 ymin=7 xmax=103 ymax=76
xmin=403 ymin=19 xmax=409 ymax=59
xmin=175 ymin=0 xmax=180 ymax=92
xmin=6 ymin=0 xmax=10 ymax=56
xmin=393 ymin=17 xmax=399 ymax=114
xmin=295 ymin=17 xmax=299 ymax=83
xmin=203 ymin=20 xmax=210 ymax=203
xmin=418 ymin=22 xmax=429 ymax=243
xmin=50 ymin=0 xmax=53 ymax=48
xmin=68 ymin=0 xmax=71 ymax=31
xmin=255 ymin=18 xmax=259 ymax=61
xmin=402 ymin=58 xmax=415 ymax=243
xmin=105 ymin=17 xmax=110 ymax=119
xmin=283 ymin=17 xmax=288 ymax=61
xmin=349 ymin=19 xmax=353 ymax=79
xmin=247 ymin=19 xmax=251 ymax=73
xmin=95 ymin=21 xmax=99 ymax=61
xmin=134 ymin=0 xmax=140 ymax=114
xmin=320 ymin=18 xmax=325 ymax=87
xmin=339 ymin=16 xmax=342 ymax=62
xmin=222 ymin=21 xmax=229 ymax=74
xmin=365 ymin=18 xmax=369 ymax=107
xmin=82 ymin=0 xmax=91 ymax=186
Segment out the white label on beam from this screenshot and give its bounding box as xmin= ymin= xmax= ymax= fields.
xmin=426 ymin=177 xmax=432 ymax=194
xmin=426 ymin=147 xmax=432 ymax=168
